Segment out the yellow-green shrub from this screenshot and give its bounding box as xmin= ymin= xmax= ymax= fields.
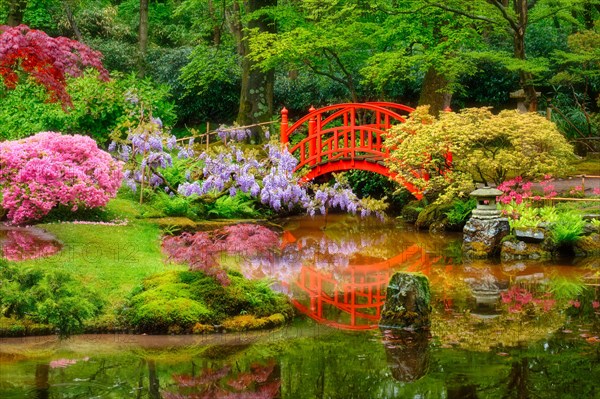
xmin=385 ymin=107 xmax=576 ymax=204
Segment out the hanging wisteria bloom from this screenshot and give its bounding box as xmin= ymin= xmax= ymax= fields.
xmin=108 ymin=98 xmax=195 ymax=197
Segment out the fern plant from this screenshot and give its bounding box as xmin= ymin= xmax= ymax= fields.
xmin=445 ymin=198 xmax=477 ymax=226
xmin=207 ymin=194 xmax=261 ymax=219
xmin=549 ymin=210 xmax=586 ymax=246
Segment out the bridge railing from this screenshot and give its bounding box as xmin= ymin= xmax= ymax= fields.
xmin=281 ymin=103 xmax=414 ymax=172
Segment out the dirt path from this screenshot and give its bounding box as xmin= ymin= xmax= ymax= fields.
xmin=532 ymin=175 xmax=600 ymax=197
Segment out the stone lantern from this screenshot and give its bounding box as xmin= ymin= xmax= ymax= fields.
xmin=462 ymin=186 xmax=509 ymax=259
xmin=470 ymin=186 xmax=503 ymax=219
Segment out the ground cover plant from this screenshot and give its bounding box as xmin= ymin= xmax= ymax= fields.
xmin=122 ymin=269 xmax=293 ymax=334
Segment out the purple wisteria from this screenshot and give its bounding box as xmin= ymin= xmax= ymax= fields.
xmin=177 ymin=138 xmax=385 ymax=218
xmin=110 ymin=113 xmax=387 ymax=217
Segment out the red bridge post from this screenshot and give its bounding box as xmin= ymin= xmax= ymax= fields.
xmin=280 ymin=107 xmax=289 ymax=147
xmin=308 ymin=106 xmax=316 ymax=165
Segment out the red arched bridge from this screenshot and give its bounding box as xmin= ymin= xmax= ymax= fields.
xmin=280 ymin=102 xmax=429 ymax=199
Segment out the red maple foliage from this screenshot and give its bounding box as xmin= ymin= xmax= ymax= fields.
xmin=161 ymin=224 xmax=280 ymax=286
xmin=0 ymin=25 xmax=109 ymax=108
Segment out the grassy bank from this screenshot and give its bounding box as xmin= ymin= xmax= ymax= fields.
xmin=1 ymin=196 xmax=292 ymax=336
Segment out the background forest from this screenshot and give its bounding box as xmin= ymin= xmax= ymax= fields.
xmin=1 ymin=0 xmax=599 ymax=148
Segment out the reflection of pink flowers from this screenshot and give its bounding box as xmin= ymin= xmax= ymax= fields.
xmin=49 ymin=357 xmax=88 ymax=369
xmin=501 ymin=286 xmax=556 ymax=313
xmin=164 ymin=360 xmax=280 ymax=399
xmin=1 ymin=229 xmax=61 ymax=261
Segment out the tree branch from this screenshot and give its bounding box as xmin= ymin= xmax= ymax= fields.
xmin=488 ymin=0 xmax=520 ymax=32
xmin=422 ymin=0 xmax=499 ymax=25
xmin=304 ymin=60 xmax=349 ymax=88
xmin=530 ymin=6 xmax=572 ymax=24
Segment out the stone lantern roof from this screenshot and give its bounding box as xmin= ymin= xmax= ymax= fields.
xmin=470 ymin=186 xmax=504 ymax=220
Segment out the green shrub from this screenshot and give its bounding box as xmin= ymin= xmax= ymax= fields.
xmin=0 ymin=71 xmax=176 ymax=145
xmin=123 ymin=270 xmax=293 ymax=333
xmin=0 ymin=264 xmax=103 ymax=338
xmin=207 ymin=194 xmax=262 ymax=219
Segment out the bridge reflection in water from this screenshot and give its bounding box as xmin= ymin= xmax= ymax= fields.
xmin=240 ymin=215 xmax=447 ymax=330
xmin=240 ymin=215 xmax=599 ymax=331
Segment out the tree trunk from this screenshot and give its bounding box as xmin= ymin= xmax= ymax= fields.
xmin=138 ymin=0 xmax=149 ymax=78
xmin=208 ymin=0 xmax=222 ymax=46
xmin=418 ymin=66 xmax=452 ymax=116
xmin=513 ymin=0 xmax=537 ymax=112
xmin=64 ymin=2 xmax=83 ymax=42
xmin=7 ymin=0 xmax=27 ymax=26
xmin=148 ymin=360 xmax=160 ymax=399
xmin=506 ymin=358 xmax=530 ymax=399
xmin=236 ymin=0 xmax=276 ymax=143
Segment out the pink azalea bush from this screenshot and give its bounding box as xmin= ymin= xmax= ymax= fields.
xmin=0 ymin=132 xmax=123 ymax=224
xmin=501 ymin=285 xmax=556 ymax=313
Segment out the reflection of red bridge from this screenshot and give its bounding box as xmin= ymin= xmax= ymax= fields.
xmin=287 ymin=244 xmax=438 ymax=330
xmin=280 ymin=103 xmax=426 ymax=199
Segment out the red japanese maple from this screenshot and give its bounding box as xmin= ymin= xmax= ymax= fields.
xmin=0 ymin=25 xmax=109 ymax=108
xmin=161 ymin=224 xmax=279 ymax=286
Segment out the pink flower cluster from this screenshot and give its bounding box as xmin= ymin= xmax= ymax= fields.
xmin=497 ymin=175 xmax=556 ymax=204
xmin=0 ymin=132 xmax=123 ymax=224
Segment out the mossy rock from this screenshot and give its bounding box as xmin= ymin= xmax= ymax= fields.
xmin=150 ymin=217 xmax=198 ymax=232
xmin=463 ymin=241 xmax=491 ymax=259
xmin=380 ymin=272 xmax=431 ymax=331
xmin=501 ymin=240 xmax=552 ymax=260
xmin=574 ymin=233 xmax=600 ymax=256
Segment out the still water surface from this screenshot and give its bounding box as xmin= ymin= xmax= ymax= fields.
xmin=1 ymin=215 xmax=599 ymax=398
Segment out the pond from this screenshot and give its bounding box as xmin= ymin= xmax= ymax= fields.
xmin=0 ymin=225 xmax=62 ymax=261
xmin=1 ymin=215 xmax=599 ymax=398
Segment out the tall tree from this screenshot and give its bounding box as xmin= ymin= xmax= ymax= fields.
xmin=420 ymin=0 xmax=586 ymax=111
xmin=248 ymin=1 xmax=388 ymax=103
xmin=230 ymin=0 xmax=276 ymax=141
xmin=138 ymin=0 xmax=149 ymax=77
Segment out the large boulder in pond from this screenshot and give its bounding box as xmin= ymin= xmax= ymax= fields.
xmin=379 ymin=272 xmax=431 ymax=331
